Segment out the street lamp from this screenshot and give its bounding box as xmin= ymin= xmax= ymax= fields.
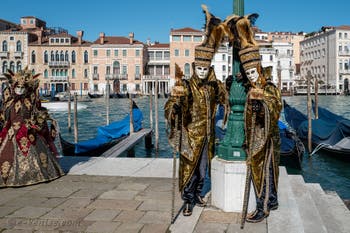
xmin=217 ymin=0 xmax=246 ymax=161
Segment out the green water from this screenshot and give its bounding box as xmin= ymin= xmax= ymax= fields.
xmin=50 ymin=95 xmax=350 ymax=201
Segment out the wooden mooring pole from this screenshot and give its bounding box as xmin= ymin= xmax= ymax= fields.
xmin=155 ymin=79 xmax=159 ymax=151
xmin=67 ymin=77 xmax=71 ymax=132
xmin=307 ymin=71 xmax=312 ymax=153
xmin=74 ymin=93 xmax=78 ymax=143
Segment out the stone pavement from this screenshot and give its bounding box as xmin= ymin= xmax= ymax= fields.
xmin=0 ymin=174 xmax=266 ymax=233
xmin=0 ymin=157 xmax=267 ymax=233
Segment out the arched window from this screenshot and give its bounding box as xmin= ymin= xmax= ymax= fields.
xmin=2 ymin=61 xmax=8 ymax=73
xmin=44 ymin=69 xmax=48 ymax=78
xmin=72 ymin=69 xmax=76 ymax=78
xmin=16 ymin=61 xmax=21 ymax=71
xmin=16 ymin=41 xmax=22 ymax=52
xmin=84 ymin=51 xmax=88 ymax=63
xmin=184 ymin=63 xmax=191 ymax=76
xmin=113 ymin=61 xmax=120 ymax=74
xmin=71 ymin=51 xmax=76 ymax=63
xmin=31 ymin=51 xmax=36 ymax=63
xmin=51 ymin=51 xmax=54 ymax=61
xmin=44 ymin=51 xmax=48 ymax=63
xmin=60 ymin=51 xmax=64 ymax=61
xmin=55 ymin=51 xmax=59 ymax=61
xmin=2 ymin=41 xmax=7 ymax=51
xmin=84 ymin=69 xmax=88 ymax=78
xmin=51 ymin=69 xmax=55 ymax=76
xmin=65 ymin=51 xmax=69 ymax=61
xmin=9 ymin=61 xmax=15 ymax=72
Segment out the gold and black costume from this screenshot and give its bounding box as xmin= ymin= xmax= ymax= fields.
xmin=0 ymin=68 xmax=64 ymax=187
xmin=239 ymin=46 xmax=282 ymax=222
xmin=165 ymin=66 xmax=229 ymax=194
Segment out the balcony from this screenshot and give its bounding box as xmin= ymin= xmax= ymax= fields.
xmin=0 ymin=52 xmax=8 ymax=58
xmin=135 ymin=74 xmax=141 ymax=80
xmin=14 ymin=51 xmax=23 ymax=58
xmin=142 ymin=75 xmax=170 ymax=80
xmin=48 ymin=61 xmax=70 ymax=67
xmin=93 ymin=73 xmax=99 ymax=80
xmin=111 ymin=74 xmax=128 ymax=80
xmin=49 ymin=76 xmax=69 ymax=82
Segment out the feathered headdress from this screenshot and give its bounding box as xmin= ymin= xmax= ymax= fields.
xmin=223 ymin=13 xmax=259 ymax=49
xmin=3 ymin=66 xmax=40 ymax=96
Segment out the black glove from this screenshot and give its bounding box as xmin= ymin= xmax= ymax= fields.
xmin=173 ymin=103 xmax=182 ymax=115
xmin=251 ymin=100 xmax=262 ymax=113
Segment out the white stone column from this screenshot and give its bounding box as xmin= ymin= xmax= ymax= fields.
xmin=211 ymin=156 xmax=256 ymax=212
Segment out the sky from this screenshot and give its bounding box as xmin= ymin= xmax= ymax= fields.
xmin=2 ymin=0 xmax=350 ymax=44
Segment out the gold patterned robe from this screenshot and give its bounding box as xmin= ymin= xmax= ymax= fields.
xmin=244 ymin=81 xmax=282 ymax=198
xmin=165 ymin=68 xmax=229 ymax=191
xmin=0 ymin=87 xmax=64 ymax=187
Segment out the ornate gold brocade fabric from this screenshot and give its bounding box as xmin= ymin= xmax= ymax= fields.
xmin=244 ymin=82 xmax=282 ymax=198
xmin=165 ymin=68 xmax=229 ymax=191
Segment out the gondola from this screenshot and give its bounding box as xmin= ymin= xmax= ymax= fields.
xmin=59 ymin=102 xmax=143 ymax=157
xmin=283 ymin=100 xmax=350 ymax=161
xmin=279 ymin=121 xmax=305 ymax=169
xmin=88 ymin=92 xmax=104 ymax=98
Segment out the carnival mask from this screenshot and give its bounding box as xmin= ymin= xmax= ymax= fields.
xmin=245 ymin=67 xmax=259 ymax=83
xmin=195 ymin=65 xmax=209 ymax=79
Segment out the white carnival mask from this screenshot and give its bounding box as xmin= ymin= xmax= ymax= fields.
xmin=195 ymin=65 xmax=209 ymax=79
xmin=245 ymin=67 xmax=259 ymax=83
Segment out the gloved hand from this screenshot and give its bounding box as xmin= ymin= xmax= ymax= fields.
xmin=173 ymin=103 xmax=182 ymax=115
xmin=252 ymin=100 xmax=262 ymax=113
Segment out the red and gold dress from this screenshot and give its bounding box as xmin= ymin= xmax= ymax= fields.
xmin=0 ymin=69 xmax=64 ymax=187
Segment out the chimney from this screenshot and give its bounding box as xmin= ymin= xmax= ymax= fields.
xmin=77 ymin=30 xmax=84 ymax=45
xmin=37 ymin=28 xmax=43 ymax=45
xmin=99 ymin=32 xmax=105 ymax=45
xmin=129 ymin=32 xmax=134 ymax=44
xmin=146 ymin=38 xmax=151 ymax=46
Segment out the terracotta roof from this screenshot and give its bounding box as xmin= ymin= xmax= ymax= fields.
xmin=336 ymin=25 xmax=350 ymax=30
xmin=171 ymin=27 xmax=202 ymax=33
xmin=148 ymin=43 xmax=169 ymax=48
xmin=92 ymin=36 xmax=143 ymax=45
xmin=47 ymin=32 xmax=71 ymax=38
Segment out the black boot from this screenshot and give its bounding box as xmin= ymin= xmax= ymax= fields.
xmin=246 ymin=209 xmax=269 ymax=223
xmin=182 ymin=202 xmax=193 ymax=216
xmin=195 ymin=194 xmax=206 ymax=207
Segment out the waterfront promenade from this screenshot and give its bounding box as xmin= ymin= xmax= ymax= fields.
xmin=0 ymin=157 xmax=349 ymax=233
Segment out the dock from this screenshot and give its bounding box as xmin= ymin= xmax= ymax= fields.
xmin=101 ymin=128 xmax=153 ymax=157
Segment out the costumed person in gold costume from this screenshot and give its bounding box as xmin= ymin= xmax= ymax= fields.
xmin=0 ymin=68 xmax=64 ymax=187
xmin=165 ymin=4 xmax=230 ymax=217
xmin=239 ymin=46 xmax=282 ymax=223
xmin=165 ymin=46 xmax=229 ymax=216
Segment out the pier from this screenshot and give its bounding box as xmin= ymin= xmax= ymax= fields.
xmin=101 ymin=128 xmax=153 ymax=158
xmin=1 ymin=157 xmax=349 ymax=232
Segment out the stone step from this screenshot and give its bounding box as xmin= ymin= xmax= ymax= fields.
xmin=268 ymin=167 xmax=304 ymax=233
xmin=289 ymin=175 xmax=327 ymax=233
xmin=307 ymin=183 xmax=350 ymax=233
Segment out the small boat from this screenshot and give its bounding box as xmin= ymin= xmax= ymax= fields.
xmin=42 ymin=101 xmax=88 ymax=111
xmin=59 ymin=102 xmax=143 ymax=156
xmin=283 ymin=100 xmax=350 ymax=161
xmin=88 ymin=92 xmax=104 ymax=98
xmin=279 ymin=121 xmax=305 ymax=169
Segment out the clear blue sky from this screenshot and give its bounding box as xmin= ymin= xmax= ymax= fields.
xmin=2 ymin=0 xmax=350 ymax=43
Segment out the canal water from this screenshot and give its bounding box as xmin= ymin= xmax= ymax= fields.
xmin=49 ymin=95 xmax=350 ymax=202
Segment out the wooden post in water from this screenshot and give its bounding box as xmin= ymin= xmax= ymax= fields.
xmin=129 ymin=96 xmax=134 ymax=134
xmin=73 ymin=93 xmax=78 ymax=143
xmin=307 ymin=71 xmax=312 ymax=153
xmin=155 ymin=79 xmax=159 ymax=151
xmin=149 ymin=88 xmax=153 ymax=130
xmin=106 ymin=75 xmax=110 ymax=125
xmin=67 ymin=77 xmax=71 ymax=132
xmin=314 ymin=75 xmax=319 ymax=119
